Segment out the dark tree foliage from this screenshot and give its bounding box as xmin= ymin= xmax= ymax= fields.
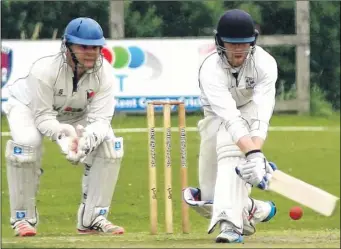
xmin=1 ymin=1 xmax=339 ymax=109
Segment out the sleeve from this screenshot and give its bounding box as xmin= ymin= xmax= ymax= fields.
xmin=250 ymin=57 xmax=278 ymax=140
xmin=29 ymin=73 xmax=62 ymax=140
xmin=199 ymin=63 xmax=250 ymax=143
xmin=84 ymin=69 xmax=116 ymax=143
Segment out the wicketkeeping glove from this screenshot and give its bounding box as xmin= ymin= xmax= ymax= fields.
xmin=73 ymin=124 xmax=100 ymax=162
xmin=56 ymin=124 xmax=79 ymax=164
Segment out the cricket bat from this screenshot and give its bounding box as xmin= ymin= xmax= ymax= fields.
xmin=268 ymin=169 xmax=339 ymax=216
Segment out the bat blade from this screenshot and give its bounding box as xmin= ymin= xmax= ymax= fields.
xmin=268 ymin=170 xmax=339 ymax=216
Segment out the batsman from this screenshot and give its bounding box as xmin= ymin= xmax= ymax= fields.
xmin=4 ymin=17 xmax=124 ymax=236
xmin=183 ymin=9 xmax=278 ymax=243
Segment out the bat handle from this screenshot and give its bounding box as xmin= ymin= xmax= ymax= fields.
xmin=269 ymin=162 xmax=278 ymax=171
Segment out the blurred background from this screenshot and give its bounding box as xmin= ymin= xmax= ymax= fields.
xmin=1 ymin=1 xmax=340 ymax=116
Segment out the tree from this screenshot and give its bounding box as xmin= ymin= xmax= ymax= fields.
xmin=124 ymin=1 xmax=163 ymax=38
xmin=310 ymin=1 xmax=340 ymax=109
xmin=1 ymin=1 xmax=340 ymax=109
xmin=1 ymin=1 xmax=110 ymax=39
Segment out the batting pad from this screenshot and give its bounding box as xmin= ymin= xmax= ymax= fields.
xmin=78 ymin=137 xmax=124 ymax=228
xmin=197 ymin=116 xmax=221 ymax=201
xmin=208 ymin=128 xmax=248 ymax=234
xmin=5 ymin=140 xmax=41 ymax=226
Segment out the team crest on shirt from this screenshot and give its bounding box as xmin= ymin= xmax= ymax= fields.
xmin=86 ymin=89 xmax=95 ymax=102
xmin=245 ymin=77 xmax=256 ymax=89
xmin=1 ymin=46 xmax=13 ymax=87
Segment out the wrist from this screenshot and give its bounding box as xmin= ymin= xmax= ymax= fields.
xmin=251 ymin=137 xmax=264 ymax=149
xmin=236 ymin=135 xmax=259 ymax=153
xmin=245 ymin=149 xmax=264 ymax=159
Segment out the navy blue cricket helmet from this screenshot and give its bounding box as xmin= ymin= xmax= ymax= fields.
xmin=216 ymin=9 xmax=258 ymax=45
xmin=63 ymin=17 xmax=105 ymax=46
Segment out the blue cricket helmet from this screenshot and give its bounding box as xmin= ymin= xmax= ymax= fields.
xmin=63 ymin=17 xmax=105 ymax=46
xmin=217 ymin=9 xmax=256 ymax=44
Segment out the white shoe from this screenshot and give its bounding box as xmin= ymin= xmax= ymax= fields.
xmin=77 ymin=216 xmax=124 ymax=235
xmin=216 ymin=230 xmax=243 ymax=243
xmin=215 ymin=221 xmax=243 ymax=243
xmin=13 ymin=220 xmax=37 ymax=237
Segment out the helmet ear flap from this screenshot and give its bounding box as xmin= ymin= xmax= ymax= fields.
xmin=214 ymin=30 xmax=224 ymax=48
xmin=251 ymin=29 xmax=259 ymax=46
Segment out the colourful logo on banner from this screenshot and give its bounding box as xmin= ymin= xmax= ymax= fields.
xmin=102 ymin=46 xmax=146 ymax=69
xmin=101 ymin=46 xmax=162 ymax=92
xmin=1 ymin=47 xmax=13 ymax=87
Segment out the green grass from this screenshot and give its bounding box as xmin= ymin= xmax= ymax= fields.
xmin=2 ymin=230 xmax=340 ymax=248
xmin=1 ymin=113 xmax=340 ymax=131
xmin=1 ymin=115 xmax=340 ymax=248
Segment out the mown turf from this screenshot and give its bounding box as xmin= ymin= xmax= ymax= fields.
xmin=1 ymin=114 xmax=340 ymax=248
xmin=2 ymin=230 xmax=340 ymax=248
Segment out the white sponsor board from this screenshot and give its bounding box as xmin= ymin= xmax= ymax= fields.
xmin=1 ymin=39 xmax=217 ymax=113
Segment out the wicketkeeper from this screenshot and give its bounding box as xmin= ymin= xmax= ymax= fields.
xmin=4 ymin=17 xmax=124 ymax=236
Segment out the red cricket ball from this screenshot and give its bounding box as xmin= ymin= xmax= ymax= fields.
xmin=289 ymin=206 xmax=303 ymax=220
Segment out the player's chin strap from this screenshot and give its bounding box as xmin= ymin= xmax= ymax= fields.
xmin=66 ymin=43 xmax=80 ymax=93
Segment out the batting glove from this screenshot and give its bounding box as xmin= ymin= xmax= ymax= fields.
xmin=235 ymin=150 xmax=277 ymax=190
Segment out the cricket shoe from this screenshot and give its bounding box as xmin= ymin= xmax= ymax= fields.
xmin=78 ymin=216 xmax=125 ymax=235
xmin=12 ymin=220 xmax=37 ymax=237
xmin=243 ymin=198 xmax=277 ymax=236
xmin=216 ymin=230 xmax=244 ymax=243
xmin=216 ymin=221 xmax=243 ymax=243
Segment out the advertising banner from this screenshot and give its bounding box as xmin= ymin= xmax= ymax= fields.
xmin=1 ymin=38 xmax=216 ymax=113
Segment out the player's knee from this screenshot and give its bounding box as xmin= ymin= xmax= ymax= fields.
xmin=11 ymin=130 xmax=42 ymax=148
xmin=216 ymin=128 xmax=244 ymax=161
xmin=96 ymin=136 xmax=124 ymax=162
xmin=5 ymin=140 xmax=40 ymax=164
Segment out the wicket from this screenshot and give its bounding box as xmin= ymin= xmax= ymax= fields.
xmin=147 ymin=101 xmax=190 ymax=235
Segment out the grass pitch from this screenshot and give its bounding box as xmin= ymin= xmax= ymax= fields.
xmin=1 ymin=114 xmax=340 ymax=248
